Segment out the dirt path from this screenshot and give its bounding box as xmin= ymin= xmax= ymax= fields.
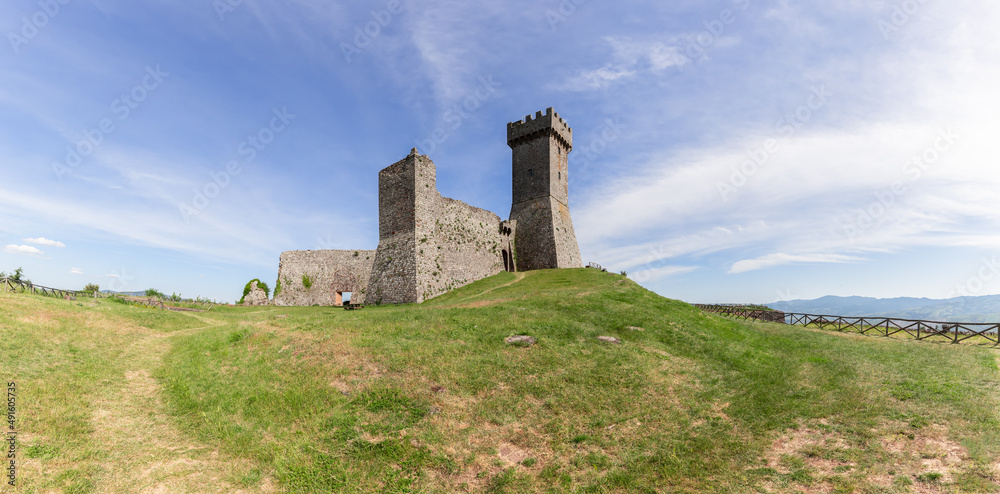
xmin=465 ymin=272 xmax=527 ymax=299
xmin=438 ymin=272 xmax=528 ymax=308
xmin=89 ymin=312 xmax=275 ymax=493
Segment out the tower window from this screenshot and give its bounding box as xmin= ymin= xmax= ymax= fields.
xmin=558 ymin=172 xmax=561 ymax=180
xmin=528 ymin=169 xmax=533 ymax=177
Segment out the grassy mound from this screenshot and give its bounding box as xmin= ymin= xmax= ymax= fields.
xmin=2 ymin=268 xmax=998 ymax=492
xmin=159 ymin=269 xmax=1000 ymax=492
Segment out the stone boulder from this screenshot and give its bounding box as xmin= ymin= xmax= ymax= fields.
xmin=244 ymin=281 xmax=269 ymax=306
xmin=505 ymin=335 xmax=536 ymax=347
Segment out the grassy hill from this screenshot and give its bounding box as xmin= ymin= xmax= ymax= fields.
xmin=2 ymin=268 xmax=999 ymax=493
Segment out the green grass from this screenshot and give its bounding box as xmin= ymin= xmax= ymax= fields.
xmin=0 ymin=293 xmax=207 ymax=491
xmin=3 ymin=268 xmax=1000 ymax=492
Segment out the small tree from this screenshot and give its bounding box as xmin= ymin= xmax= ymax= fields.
xmin=82 ymin=283 xmax=100 ymax=294
xmin=3 ymin=267 xmax=31 ymax=284
xmin=145 ymin=288 xmax=166 ymax=299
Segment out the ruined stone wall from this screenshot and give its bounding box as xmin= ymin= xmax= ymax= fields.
xmin=366 ymin=151 xmax=425 ymax=304
xmin=367 ymin=150 xmax=505 ymax=304
xmin=499 ymin=220 xmax=517 ymax=272
xmin=416 ymin=196 xmax=504 ymax=301
xmin=272 ymin=250 xmax=375 ymax=306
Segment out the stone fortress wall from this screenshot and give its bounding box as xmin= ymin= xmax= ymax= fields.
xmin=272 ymin=107 xmax=582 ymax=306
xmin=272 ymin=250 xmax=375 ymax=306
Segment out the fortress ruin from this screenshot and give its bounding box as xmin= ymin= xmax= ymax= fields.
xmin=272 ymin=108 xmax=582 ymax=306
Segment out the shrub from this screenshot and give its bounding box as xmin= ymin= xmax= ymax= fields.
xmin=273 ymin=278 xmax=282 ymax=298
xmin=302 ymin=275 xmax=313 ymax=289
xmin=239 ymin=279 xmax=271 ymax=304
xmin=145 ymin=288 xmax=166 ymax=299
xmin=82 ymin=283 xmax=100 ymax=294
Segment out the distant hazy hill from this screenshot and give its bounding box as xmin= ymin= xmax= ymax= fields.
xmin=100 ymin=290 xmax=147 ymax=297
xmin=768 ymin=295 xmax=1000 ymax=323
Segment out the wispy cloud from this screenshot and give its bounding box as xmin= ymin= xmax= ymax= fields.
xmin=632 ymin=265 xmax=698 ymax=283
xmin=69 ymin=268 xmax=84 ymax=275
xmin=24 ymin=237 xmax=66 ymax=247
xmin=729 ymin=253 xmax=867 ymax=275
xmin=3 ymin=245 xmax=43 ymax=256
xmin=552 ymin=37 xmax=688 ymax=91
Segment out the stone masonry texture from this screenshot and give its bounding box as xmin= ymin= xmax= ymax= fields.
xmin=508 ymin=108 xmax=583 ymax=270
xmin=272 ymin=250 xmax=375 ymax=306
xmin=275 ymin=108 xmax=583 ymax=306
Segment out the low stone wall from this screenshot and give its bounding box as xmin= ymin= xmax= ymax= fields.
xmin=272 ymin=250 xmax=375 ymax=306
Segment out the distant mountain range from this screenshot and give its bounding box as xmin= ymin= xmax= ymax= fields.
xmin=767 ymin=295 xmax=1000 ymax=323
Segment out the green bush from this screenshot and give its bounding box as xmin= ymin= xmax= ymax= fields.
xmin=239 ymin=279 xmax=271 ymax=305
xmin=302 ymin=275 xmax=313 ymax=289
xmin=82 ymin=283 xmax=100 ymax=294
xmin=145 ymin=288 xmax=166 ymax=299
xmin=273 ymin=278 xmax=282 ymax=298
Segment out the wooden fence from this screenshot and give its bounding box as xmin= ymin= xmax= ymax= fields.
xmin=1 ymin=277 xmax=93 ymax=299
xmin=694 ymin=304 xmax=1000 ymax=346
xmin=0 ymin=277 xmax=164 ymax=310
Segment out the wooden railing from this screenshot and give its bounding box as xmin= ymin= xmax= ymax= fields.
xmin=694 ymin=304 xmax=1000 ymax=346
xmin=1 ymin=277 xmax=163 ymax=310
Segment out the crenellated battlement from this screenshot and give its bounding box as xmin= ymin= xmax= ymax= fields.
xmin=507 ymin=107 xmax=573 ymax=150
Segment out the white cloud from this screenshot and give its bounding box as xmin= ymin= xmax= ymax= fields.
xmin=24 ymin=237 xmax=66 ymax=248
xmin=69 ymin=268 xmax=84 ymax=275
xmin=631 ymin=265 xmax=698 ymax=283
xmin=729 ymin=253 xmax=867 ymax=274
xmin=554 ymin=37 xmax=689 ymax=91
xmin=558 ymin=67 xmax=637 ymax=92
xmin=3 ymin=245 xmax=43 ymax=256
xmin=575 ymin=2 xmax=1000 ymax=278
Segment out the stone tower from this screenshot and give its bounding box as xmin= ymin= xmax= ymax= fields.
xmin=507 ymin=108 xmax=583 ymax=270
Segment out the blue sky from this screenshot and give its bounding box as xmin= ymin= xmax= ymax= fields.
xmin=2 ymin=0 xmax=999 ymax=304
